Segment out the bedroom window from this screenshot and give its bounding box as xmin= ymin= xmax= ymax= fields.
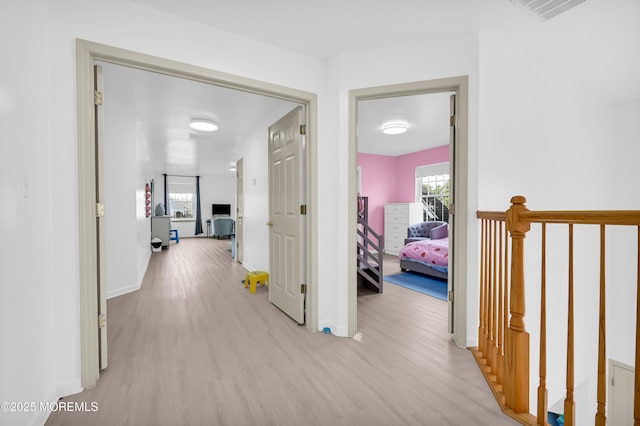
xmin=421 ymin=173 xmax=450 ymax=222
xmin=168 ymin=183 xmax=195 ymax=221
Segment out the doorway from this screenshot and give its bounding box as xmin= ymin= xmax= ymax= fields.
xmin=348 ymin=77 xmax=469 ymax=346
xmin=76 ymin=39 xmax=319 ymax=388
xmin=356 ymin=91 xmax=453 ymax=327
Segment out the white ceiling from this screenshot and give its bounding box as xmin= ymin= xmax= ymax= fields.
xmin=99 ymin=65 xmax=452 ymax=176
xmin=358 ymin=92 xmax=453 ymax=156
xmin=99 ymin=61 xmax=300 ymax=176
xmin=132 ymin=0 xmax=521 ymax=60
xmin=103 ymin=0 xmax=640 ymax=175
xmin=131 ymin=0 xmax=640 ymax=104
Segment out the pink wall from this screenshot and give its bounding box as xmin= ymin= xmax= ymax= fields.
xmin=358 ymin=153 xmax=396 ymax=234
xmin=358 ymin=144 xmax=449 ymax=235
xmin=395 ymin=144 xmax=449 ymax=202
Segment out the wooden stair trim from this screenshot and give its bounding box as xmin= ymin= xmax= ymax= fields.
xmin=470 ymin=348 xmax=543 ymax=426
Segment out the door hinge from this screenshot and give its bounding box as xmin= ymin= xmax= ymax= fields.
xmin=94 ymin=90 xmax=103 ymax=106
xmin=449 ymin=203 xmax=454 ymax=216
xmin=450 ymin=114 xmax=456 ymax=127
xmin=300 ymin=124 xmax=306 ymax=135
xmin=301 ymin=284 xmax=307 ymax=294
xmin=96 ymin=203 xmax=105 ymax=217
xmin=300 ymin=204 xmax=307 ymax=215
xmin=448 ymin=290 xmax=454 ymax=302
xmin=612 ymin=377 xmax=615 ymax=386
xmin=98 ymin=313 xmax=106 ymax=329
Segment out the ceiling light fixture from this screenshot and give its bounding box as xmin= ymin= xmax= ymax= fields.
xmin=381 ymin=122 xmax=408 ymax=135
xmin=189 ymin=118 xmax=219 ymax=132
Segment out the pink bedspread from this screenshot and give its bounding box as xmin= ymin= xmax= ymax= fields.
xmin=399 ymin=238 xmax=449 ymax=267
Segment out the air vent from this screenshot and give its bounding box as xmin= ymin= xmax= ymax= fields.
xmin=513 ymin=0 xmax=587 ymax=21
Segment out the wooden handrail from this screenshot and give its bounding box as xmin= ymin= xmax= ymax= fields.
xmin=475 ymin=196 xmax=640 ymax=426
xmin=520 ymin=210 xmax=640 ymax=225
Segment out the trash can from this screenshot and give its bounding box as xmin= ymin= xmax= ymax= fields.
xmin=151 ymin=237 xmax=163 ymax=252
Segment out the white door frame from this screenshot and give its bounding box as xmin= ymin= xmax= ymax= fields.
xmin=76 ymin=39 xmax=319 ymax=388
xmin=347 ymin=76 xmax=469 ymax=346
xmin=235 ymin=157 xmax=244 ymax=264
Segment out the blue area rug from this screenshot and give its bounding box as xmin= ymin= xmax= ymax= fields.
xmin=384 ymin=272 xmax=448 ymax=301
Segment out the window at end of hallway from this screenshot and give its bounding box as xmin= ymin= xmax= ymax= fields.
xmin=168 ymin=183 xmax=195 ymax=221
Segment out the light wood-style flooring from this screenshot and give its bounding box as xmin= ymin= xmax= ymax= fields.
xmin=46 ymin=238 xmax=516 ymax=426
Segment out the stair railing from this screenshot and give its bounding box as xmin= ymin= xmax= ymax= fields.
xmin=357 ymin=216 xmax=384 ymax=292
xmin=475 ymin=195 xmax=640 ymax=426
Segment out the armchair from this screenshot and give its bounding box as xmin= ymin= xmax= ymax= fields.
xmin=212 ymin=216 xmax=234 ymax=239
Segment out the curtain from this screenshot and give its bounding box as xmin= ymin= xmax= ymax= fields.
xmin=163 ymin=174 xmax=168 ymax=216
xmin=195 ymin=176 xmax=203 ymax=235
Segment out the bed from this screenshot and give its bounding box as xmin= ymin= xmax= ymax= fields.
xmin=399 ymin=237 xmax=449 ymax=280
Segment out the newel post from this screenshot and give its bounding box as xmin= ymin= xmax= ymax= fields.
xmin=505 ymin=195 xmax=531 ymax=414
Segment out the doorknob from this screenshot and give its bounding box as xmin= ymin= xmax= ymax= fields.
xmin=266 ymin=221 xmax=273 ymax=227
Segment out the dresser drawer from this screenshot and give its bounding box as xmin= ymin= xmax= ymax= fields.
xmin=385 ymin=214 xmax=409 ymax=224
xmin=384 ymin=204 xmax=409 ymax=215
xmin=384 ymin=232 xmax=405 ymax=244
xmin=384 ymin=222 xmax=407 ymax=234
xmin=384 ymin=227 xmax=407 ymax=241
xmin=384 ymin=241 xmax=404 ymax=255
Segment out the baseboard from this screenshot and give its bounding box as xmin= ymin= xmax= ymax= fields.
xmin=106 ymin=283 xmax=140 ymax=299
xmin=319 ymin=321 xmax=350 ymax=337
xmin=34 ymin=379 xmax=83 ymax=426
xmin=56 ymin=378 xmax=82 ymax=398
xmin=334 ymin=325 xmax=350 ymax=337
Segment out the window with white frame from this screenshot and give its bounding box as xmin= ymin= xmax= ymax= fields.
xmin=416 ymin=162 xmax=450 ymax=222
xmin=168 ymin=182 xmax=196 ymax=220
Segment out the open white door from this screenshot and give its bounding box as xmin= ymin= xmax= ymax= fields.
xmin=268 ymin=106 xmax=305 ymax=324
xmin=235 ymin=157 xmax=244 ymax=263
xmin=95 ymin=64 xmax=108 ymax=369
xmin=610 ymin=360 xmax=634 ymax=425
xmin=448 ymin=94 xmax=456 ymax=334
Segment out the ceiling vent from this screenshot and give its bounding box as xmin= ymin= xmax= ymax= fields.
xmin=512 ymin=0 xmax=587 ymax=21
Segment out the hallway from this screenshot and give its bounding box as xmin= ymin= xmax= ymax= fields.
xmin=47 ymin=238 xmax=516 ymax=425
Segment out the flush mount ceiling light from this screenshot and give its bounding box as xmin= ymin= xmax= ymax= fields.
xmin=188 ymin=118 xmax=218 ymax=132
xmin=381 ymin=122 xmax=408 ymax=135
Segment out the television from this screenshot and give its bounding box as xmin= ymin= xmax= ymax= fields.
xmin=212 ymin=203 xmax=231 ymax=216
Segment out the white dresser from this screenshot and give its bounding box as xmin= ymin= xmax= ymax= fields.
xmin=384 ymin=203 xmax=423 ymax=255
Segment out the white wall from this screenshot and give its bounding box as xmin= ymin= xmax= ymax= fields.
xmin=7 ymin=1 xmax=327 ymax=425
xmin=235 ymin=102 xmax=301 ymax=272
xmin=200 ymin=173 xmax=236 ymax=230
xmin=103 ymin=84 xmax=145 ymax=299
xmin=103 ymin=65 xmax=155 ymax=300
xmin=327 ymin=34 xmax=480 ymax=337
xmin=135 ymin=124 xmax=153 ymax=287
xmin=0 ymin=3 xmax=59 ymax=426
xmin=607 ymin=99 xmax=640 ymax=369
xmin=6 ymin=1 xmax=637 ymax=424
xmin=478 ymin=31 xmax=624 ymax=422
